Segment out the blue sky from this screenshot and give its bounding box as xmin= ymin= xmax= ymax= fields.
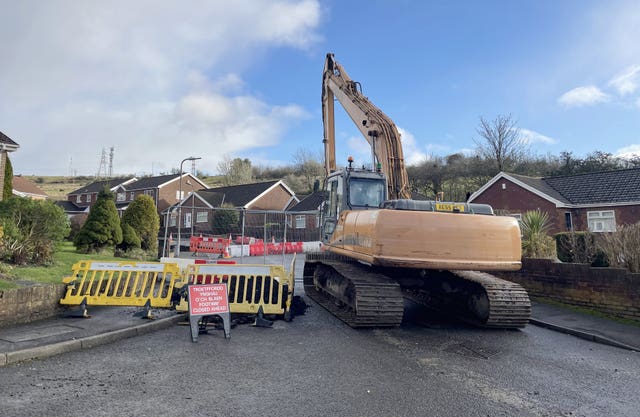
xmin=1 ymin=0 xmax=639 ymax=176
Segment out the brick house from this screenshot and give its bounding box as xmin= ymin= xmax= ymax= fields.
xmin=468 ymin=169 xmax=640 ymax=234
xmin=117 ymin=173 xmax=208 ymax=214
xmin=0 ymin=131 xmax=20 ymax=202
xmin=67 ymin=177 xmax=136 ymax=212
xmin=66 ymin=173 xmax=207 ymax=215
xmin=286 ymin=191 xmax=325 ymax=241
xmin=167 ymin=180 xmax=298 ymax=237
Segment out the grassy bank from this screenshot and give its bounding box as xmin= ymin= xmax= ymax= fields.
xmin=0 ymin=242 xmax=138 ymax=290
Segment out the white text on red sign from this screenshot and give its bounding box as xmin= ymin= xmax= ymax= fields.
xmin=188 ymin=284 xmax=229 ymax=315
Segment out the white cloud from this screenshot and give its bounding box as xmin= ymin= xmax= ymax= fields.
xmin=343 ymin=127 xmax=426 ymax=168
xmin=608 ymin=64 xmax=640 ymax=95
xmin=0 ymin=1 xmax=321 ymax=175
xmin=345 ymin=135 xmax=372 ymax=167
xmin=558 ymin=85 xmax=610 ymax=107
xmin=397 ymin=127 xmax=427 ymax=166
xmin=615 ymin=144 xmax=640 ymax=159
xmin=518 ymin=128 xmax=557 ymax=145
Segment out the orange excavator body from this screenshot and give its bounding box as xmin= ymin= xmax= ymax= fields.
xmin=326 ymin=207 xmax=522 ymax=271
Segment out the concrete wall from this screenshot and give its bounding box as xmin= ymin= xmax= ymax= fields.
xmin=0 ymin=285 xmax=66 ymax=328
xmin=497 ymin=258 xmax=640 ymax=321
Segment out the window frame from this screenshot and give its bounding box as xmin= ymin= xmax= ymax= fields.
xmin=587 ymin=210 xmax=616 ymax=232
xmin=196 ymin=211 xmax=208 ymax=223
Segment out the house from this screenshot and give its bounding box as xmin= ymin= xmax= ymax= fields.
xmin=468 ymin=169 xmax=640 ymax=234
xmin=167 ymin=180 xmax=298 ymax=238
xmin=203 ymin=180 xmax=298 ymax=211
xmin=67 ymin=177 xmax=136 ymax=212
xmin=66 ymin=173 xmax=207 ymax=215
xmin=56 ymin=200 xmax=87 ymax=218
xmin=118 ymin=173 xmax=208 ymax=214
xmin=286 ymin=191 xmax=325 ymax=242
xmin=12 ymin=176 xmax=48 ymax=200
xmin=0 ymin=131 xmax=20 ymax=202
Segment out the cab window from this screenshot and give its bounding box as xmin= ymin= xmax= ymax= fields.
xmin=349 ymin=178 xmax=385 ymax=208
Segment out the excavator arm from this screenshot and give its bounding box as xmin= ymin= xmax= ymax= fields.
xmin=322 ymin=53 xmax=411 ymax=200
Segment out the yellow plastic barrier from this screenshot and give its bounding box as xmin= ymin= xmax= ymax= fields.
xmin=175 ymin=260 xmax=295 ymax=320
xmin=60 ymin=261 xmax=183 ymax=309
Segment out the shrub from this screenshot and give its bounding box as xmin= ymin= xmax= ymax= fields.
xmin=554 ymin=231 xmax=607 ymax=266
xmin=3 ymin=156 xmax=13 ymax=201
xmin=117 ymin=223 xmax=142 ymax=252
xmin=68 ymin=213 xmax=88 ymax=241
xmin=520 ymin=210 xmax=556 ymax=259
xmin=0 ymin=197 xmax=70 ymax=265
xmin=74 ymin=188 xmax=122 ymax=253
xmin=211 ymin=205 xmax=239 ymax=235
xmin=121 ymin=195 xmax=159 ymax=253
xmin=597 ymin=222 xmax=640 ymax=273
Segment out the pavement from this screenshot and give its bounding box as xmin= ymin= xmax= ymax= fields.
xmin=0 ymin=298 xmax=638 ymax=367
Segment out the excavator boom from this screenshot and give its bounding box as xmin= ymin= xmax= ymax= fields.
xmin=322 ymin=53 xmax=411 ymax=200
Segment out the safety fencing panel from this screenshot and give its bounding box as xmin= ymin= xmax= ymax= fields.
xmin=60 ymin=261 xmax=183 ymax=308
xmin=189 ymin=236 xmax=231 ymax=255
xmin=175 ymin=261 xmax=295 ymax=318
xmin=161 ymin=207 xmax=322 ymax=258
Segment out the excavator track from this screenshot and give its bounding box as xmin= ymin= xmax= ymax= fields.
xmin=305 ymin=253 xmax=531 ymax=329
xmin=401 ymin=270 xmax=531 ymax=328
xmin=303 ymin=253 xmax=404 ymax=328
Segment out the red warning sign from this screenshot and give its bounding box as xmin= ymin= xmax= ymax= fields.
xmin=188 ymin=283 xmax=229 ymax=315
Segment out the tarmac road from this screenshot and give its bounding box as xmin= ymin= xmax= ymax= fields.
xmin=0 ymin=293 xmax=638 ymax=417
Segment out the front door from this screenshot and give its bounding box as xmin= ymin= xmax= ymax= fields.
xmin=184 ymin=212 xmax=192 ymax=229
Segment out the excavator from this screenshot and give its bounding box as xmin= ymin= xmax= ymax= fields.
xmin=303 ymin=53 xmax=531 ymax=328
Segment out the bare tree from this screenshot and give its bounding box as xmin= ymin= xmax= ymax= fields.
xmin=217 ymin=155 xmax=253 ymax=186
xmin=474 ymin=114 xmax=528 ymax=174
xmin=292 ymin=148 xmax=324 ymax=194
xmin=406 ymin=155 xmax=447 ymax=199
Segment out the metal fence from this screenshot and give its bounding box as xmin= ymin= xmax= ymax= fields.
xmin=160 ymin=207 xmax=321 ymax=258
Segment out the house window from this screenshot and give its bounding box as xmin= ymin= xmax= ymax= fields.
xmin=176 ymin=190 xmax=184 ymax=201
xmin=130 ymin=192 xmax=135 ymax=201
xmin=144 ymin=190 xmax=154 ymax=197
xmin=76 ymin=194 xmax=82 ymax=203
xmin=565 ymin=212 xmax=573 ymax=231
xmin=587 ymin=210 xmax=616 ymax=232
xmin=169 ymin=214 xmax=177 ymax=227
xmin=116 ymin=192 xmax=126 ymax=202
xmin=196 ymin=211 xmax=208 ymax=223
xmin=295 ymin=215 xmax=306 ymax=229
xmin=509 ymin=213 xmax=522 ymax=221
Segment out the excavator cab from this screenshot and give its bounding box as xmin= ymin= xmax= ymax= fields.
xmin=320 ymin=165 xmax=386 ymax=243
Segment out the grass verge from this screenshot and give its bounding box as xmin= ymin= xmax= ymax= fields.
xmin=0 ymin=242 xmax=145 ymax=289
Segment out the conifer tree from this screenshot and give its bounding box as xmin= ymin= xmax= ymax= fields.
xmin=74 ymin=188 xmax=122 ymax=253
xmin=121 ymin=194 xmax=159 ymax=253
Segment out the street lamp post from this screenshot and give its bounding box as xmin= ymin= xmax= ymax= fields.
xmin=177 ymin=156 xmax=201 ymax=257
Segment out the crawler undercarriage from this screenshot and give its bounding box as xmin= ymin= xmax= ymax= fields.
xmin=303 ymin=252 xmax=531 ymax=329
